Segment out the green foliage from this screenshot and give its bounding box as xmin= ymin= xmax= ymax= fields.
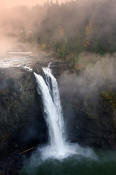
xmin=101 ymin=91 xmax=116 ymax=110
xmin=54 ymin=41 xmax=69 ymax=59
xmin=5 ymin=0 xmax=116 ymax=67
xmin=35 ymin=0 xmax=116 ymax=65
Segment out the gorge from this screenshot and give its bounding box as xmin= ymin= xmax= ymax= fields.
xmin=34 ymin=66 xmax=95 ymax=160
xmin=21 ymin=62 xmax=116 ymax=175
xmin=1 ymin=0 xmax=116 ymax=174
xmin=1 ymin=56 xmax=116 ymax=175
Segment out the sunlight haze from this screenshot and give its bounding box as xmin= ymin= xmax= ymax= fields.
xmin=1 ymin=0 xmax=71 ymax=7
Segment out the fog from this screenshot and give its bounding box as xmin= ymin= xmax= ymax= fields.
xmin=60 ymin=53 xmax=116 ymax=99
xmin=0 ymin=0 xmax=116 ymax=159
xmin=1 ymin=0 xmax=72 ymax=8
xmin=0 ymin=0 xmax=116 ymax=57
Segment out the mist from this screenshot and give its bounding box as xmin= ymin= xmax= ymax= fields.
xmin=0 ymin=0 xmax=116 ymax=93
xmin=0 ymin=0 xmax=116 ymax=57
xmin=1 ymin=1 xmax=116 ymax=172
xmin=0 ymin=0 xmax=116 ymax=98
xmin=60 ymin=53 xmax=116 ymax=99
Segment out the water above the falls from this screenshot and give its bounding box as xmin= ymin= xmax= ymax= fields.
xmin=34 ymin=67 xmax=95 ymax=160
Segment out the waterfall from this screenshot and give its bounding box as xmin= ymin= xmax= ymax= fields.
xmin=34 ymin=67 xmax=68 ymax=158
xmin=34 ymin=66 xmax=95 ymax=160
xmin=34 ymin=71 xmax=65 ymax=152
xmin=42 ymin=67 xmax=64 ymax=136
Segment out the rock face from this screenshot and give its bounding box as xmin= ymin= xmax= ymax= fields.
xmin=59 ymin=73 xmax=116 ymax=149
xmin=64 ymin=94 xmax=116 ymax=149
xmin=34 ymin=61 xmax=116 ymax=149
xmin=33 ymin=61 xmax=71 ymax=77
xmin=0 ymin=67 xmax=48 ymax=159
xmin=1 ymin=59 xmax=116 ymax=160
xmin=0 ymin=61 xmax=70 ymax=159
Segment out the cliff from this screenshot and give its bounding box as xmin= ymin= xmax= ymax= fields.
xmin=0 ymin=60 xmax=116 ymax=160
xmin=0 ymin=67 xmax=47 ymax=159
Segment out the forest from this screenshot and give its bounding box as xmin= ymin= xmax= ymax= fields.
xmin=1 ymin=0 xmax=116 ymax=67
xmin=1 ymin=1 xmax=116 ymax=175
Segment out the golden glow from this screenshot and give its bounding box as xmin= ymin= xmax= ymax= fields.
xmin=1 ymin=0 xmax=71 ymax=8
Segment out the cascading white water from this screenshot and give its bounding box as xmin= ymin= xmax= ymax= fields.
xmin=34 ymin=71 xmax=65 ymax=153
xmin=42 ymin=67 xmax=65 ymax=137
xmin=34 ymin=66 xmax=96 ymax=160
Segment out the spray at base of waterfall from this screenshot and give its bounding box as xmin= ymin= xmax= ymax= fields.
xmin=34 ymin=66 xmax=97 ymax=161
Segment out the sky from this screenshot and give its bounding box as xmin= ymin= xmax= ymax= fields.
xmin=1 ymin=0 xmax=70 ymax=7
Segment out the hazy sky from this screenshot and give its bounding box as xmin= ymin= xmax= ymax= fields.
xmin=2 ymin=0 xmax=70 ymax=7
